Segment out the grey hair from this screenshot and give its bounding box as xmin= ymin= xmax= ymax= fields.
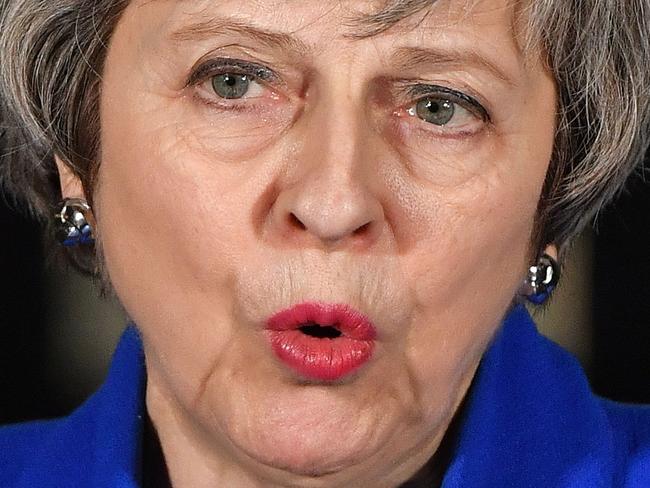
xmin=0 ymin=0 xmax=128 ymax=271
xmin=529 ymin=0 xmax=650 ymax=251
xmin=0 ymin=0 xmax=649 ymax=274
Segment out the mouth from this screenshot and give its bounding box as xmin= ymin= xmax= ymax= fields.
xmin=264 ymin=302 xmax=376 ymax=381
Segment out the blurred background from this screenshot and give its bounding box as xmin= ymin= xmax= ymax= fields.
xmin=1 ymin=166 xmax=650 ymax=424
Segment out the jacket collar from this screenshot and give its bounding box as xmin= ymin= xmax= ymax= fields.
xmin=442 ymin=305 xmax=614 ymax=487
xmin=70 ymin=325 xmax=146 ymax=487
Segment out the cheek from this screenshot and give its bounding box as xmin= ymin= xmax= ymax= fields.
xmin=391 ymin=119 xmax=554 ymax=401
xmin=94 ymin=131 xmax=270 ymax=406
xmin=404 ymin=159 xmax=543 ymax=316
xmin=155 ymin=108 xmax=294 ymax=169
xmin=94 ymin=99 xmax=276 ymax=371
xmin=96 ymin=128 xmax=245 ymax=278
xmin=388 ymin=118 xmax=494 ymax=188
xmin=97 ymin=81 xmax=291 ymax=282
xmin=179 ymin=102 xmax=296 ymax=161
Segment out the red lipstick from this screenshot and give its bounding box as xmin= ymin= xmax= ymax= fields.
xmin=264 ymin=302 xmax=376 ymax=381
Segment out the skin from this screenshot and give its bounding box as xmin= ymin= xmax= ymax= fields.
xmin=58 ymin=0 xmax=557 ymax=486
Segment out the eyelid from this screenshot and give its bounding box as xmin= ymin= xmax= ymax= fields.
xmin=401 ymin=83 xmax=491 ymax=123
xmin=185 ymin=57 xmax=280 ymax=88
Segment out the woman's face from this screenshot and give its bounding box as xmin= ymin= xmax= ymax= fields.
xmin=91 ymin=0 xmax=556 ymax=485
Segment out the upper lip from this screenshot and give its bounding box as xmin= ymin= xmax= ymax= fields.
xmin=265 ymin=301 xmax=377 ymax=341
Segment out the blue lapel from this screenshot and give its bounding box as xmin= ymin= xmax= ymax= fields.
xmin=443 ymin=305 xmax=616 ymax=487
xmin=0 ymin=325 xmax=146 ymax=487
xmin=85 ymin=325 xmax=146 ymax=487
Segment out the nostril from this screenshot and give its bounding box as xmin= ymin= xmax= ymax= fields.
xmin=353 ymin=222 xmax=371 ymax=236
xmin=288 ymin=213 xmax=306 ymax=231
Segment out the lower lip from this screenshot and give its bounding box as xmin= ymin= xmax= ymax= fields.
xmin=265 ymin=329 xmax=375 ymax=381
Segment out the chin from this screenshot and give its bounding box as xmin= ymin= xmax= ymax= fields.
xmin=209 ymin=379 xmax=391 ymax=481
xmin=234 ymin=428 xmax=373 ymax=481
xmin=250 ymin=443 xmax=361 ymax=478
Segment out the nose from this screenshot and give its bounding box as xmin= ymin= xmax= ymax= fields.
xmin=268 ymin=103 xmax=385 ymax=250
xmin=273 ymin=176 xmax=384 ymax=248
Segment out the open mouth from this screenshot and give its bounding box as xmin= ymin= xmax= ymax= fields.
xmin=298 ymin=322 xmax=343 ymax=339
xmin=264 ymin=302 xmax=376 ymax=381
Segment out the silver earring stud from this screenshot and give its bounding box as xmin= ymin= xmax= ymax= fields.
xmin=520 ymin=253 xmax=560 ymax=305
xmin=55 ymin=198 xmax=95 ymax=247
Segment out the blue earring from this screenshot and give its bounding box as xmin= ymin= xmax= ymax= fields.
xmin=521 ymin=254 xmax=560 ymax=305
xmin=55 ymin=198 xmax=95 ymax=247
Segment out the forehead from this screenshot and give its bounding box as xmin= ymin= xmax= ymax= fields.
xmin=133 ymin=0 xmax=519 ymax=44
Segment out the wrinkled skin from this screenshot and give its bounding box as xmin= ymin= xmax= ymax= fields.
xmin=58 ymin=0 xmax=557 ymax=486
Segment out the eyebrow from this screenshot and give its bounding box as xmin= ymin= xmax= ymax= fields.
xmin=169 ymin=16 xmax=519 ymax=87
xmin=390 ymin=46 xmax=518 ymax=88
xmin=169 ymin=16 xmax=312 ymax=57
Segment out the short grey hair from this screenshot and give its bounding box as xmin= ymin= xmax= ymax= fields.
xmin=1 ymin=0 xmax=649 ymax=274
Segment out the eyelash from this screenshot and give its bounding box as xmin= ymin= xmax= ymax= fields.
xmin=186 ymin=58 xmax=277 ymax=86
xmin=186 ymin=58 xmax=491 ymax=131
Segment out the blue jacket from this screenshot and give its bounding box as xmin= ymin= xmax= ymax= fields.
xmin=1 ymin=305 xmax=650 ymax=487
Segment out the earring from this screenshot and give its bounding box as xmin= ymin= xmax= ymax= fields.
xmin=520 ymin=253 xmax=560 ymax=305
xmin=55 ymin=198 xmax=95 ymax=247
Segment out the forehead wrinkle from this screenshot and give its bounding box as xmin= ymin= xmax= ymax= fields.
xmin=161 ymin=0 xmax=535 ymax=79
xmin=169 ymin=15 xmax=313 ymax=56
xmin=392 ymin=46 xmax=518 ymax=87
xmin=347 ymin=0 xmax=538 ymax=66
xmin=161 ymin=0 xmax=437 ymax=49
xmin=343 ymin=0 xmax=436 ymax=38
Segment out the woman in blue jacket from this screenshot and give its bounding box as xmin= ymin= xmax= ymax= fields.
xmin=0 ymin=0 xmax=649 ymax=486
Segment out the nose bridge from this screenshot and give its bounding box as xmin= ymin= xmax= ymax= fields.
xmin=270 ymin=73 xmax=384 ymax=248
xmin=308 ymin=68 xmax=368 ymax=179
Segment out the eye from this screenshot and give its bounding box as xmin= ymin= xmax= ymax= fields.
xmin=399 ymin=84 xmax=490 ymax=134
xmin=186 ymin=58 xmax=278 ymax=108
xmin=212 ymin=73 xmax=253 ymax=99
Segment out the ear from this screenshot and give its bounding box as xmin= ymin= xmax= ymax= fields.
xmin=541 ymin=243 xmax=559 ymax=262
xmin=54 ymin=155 xmax=85 ymax=200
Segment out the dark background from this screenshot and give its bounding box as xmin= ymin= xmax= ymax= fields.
xmin=1 ymin=162 xmax=650 ymax=424
xmin=593 ymin=172 xmax=650 ymax=403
